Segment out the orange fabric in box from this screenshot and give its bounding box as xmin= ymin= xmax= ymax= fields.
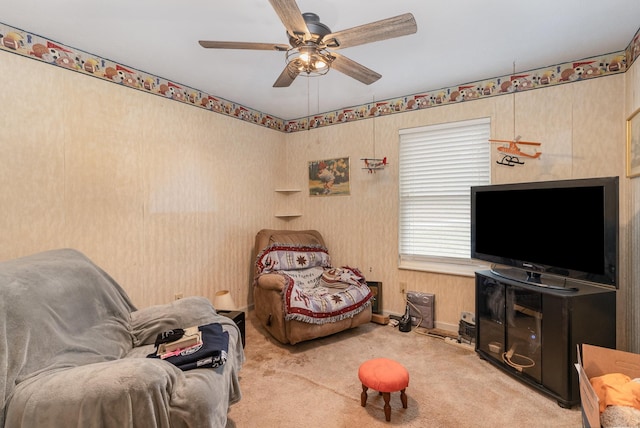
xmin=590 ymin=372 xmax=640 ymax=413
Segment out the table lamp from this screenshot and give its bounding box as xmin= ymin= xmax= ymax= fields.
xmin=213 ymin=290 xmax=236 ymax=311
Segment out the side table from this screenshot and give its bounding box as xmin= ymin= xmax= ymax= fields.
xmin=218 ymin=310 xmax=245 ymax=348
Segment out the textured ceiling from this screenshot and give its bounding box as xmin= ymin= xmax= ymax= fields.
xmin=2 ymin=0 xmax=640 ymax=120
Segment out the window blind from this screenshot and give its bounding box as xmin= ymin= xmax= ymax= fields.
xmin=399 ymin=117 xmax=491 ymax=264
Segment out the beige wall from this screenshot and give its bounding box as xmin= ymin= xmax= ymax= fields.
xmin=0 ymin=49 xmax=634 ymax=345
xmin=0 ymin=52 xmax=286 ymax=309
xmin=625 ymin=58 xmax=640 ymax=352
xmin=284 ymin=77 xmax=627 ymax=336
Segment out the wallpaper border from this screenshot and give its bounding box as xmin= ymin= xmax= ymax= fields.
xmin=1 ymin=22 xmax=639 ymax=133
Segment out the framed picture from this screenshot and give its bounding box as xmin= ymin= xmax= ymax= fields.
xmin=627 ymin=107 xmax=640 ymax=178
xmin=308 ymin=157 xmax=350 ymax=196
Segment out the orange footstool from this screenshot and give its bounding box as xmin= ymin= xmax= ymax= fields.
xmin=358 ymin=358 xmax=409 ymax=422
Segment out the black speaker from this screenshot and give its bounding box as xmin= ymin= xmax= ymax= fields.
xmin=399 ymin=318 xmax=412 ymax=332
xmin=399 ymin=302 xmax=412 ymax=332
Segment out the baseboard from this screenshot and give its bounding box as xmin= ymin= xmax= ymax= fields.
xmin=435 ymin=321 xmax=458 ymax=333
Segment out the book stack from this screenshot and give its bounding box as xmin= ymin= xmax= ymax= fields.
xmin=156 ymin=326 xmax=202 ymax=359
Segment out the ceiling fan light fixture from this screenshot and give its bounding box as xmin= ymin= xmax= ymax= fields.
xmin=285 ymin=47 xmax=331 ymax=76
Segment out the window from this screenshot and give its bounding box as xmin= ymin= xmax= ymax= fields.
xmin=398 ymin=117 xmax=491 ymax=274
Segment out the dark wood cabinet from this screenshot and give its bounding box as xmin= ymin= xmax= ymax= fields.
xmin=219 ymin=310 xmax=245 ymax=348
xmin=475 ymin=270 xmax=616 ymax=407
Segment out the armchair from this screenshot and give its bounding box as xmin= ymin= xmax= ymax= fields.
xmin=253 ymin=229 xmax=372 ymax=345
xmin=0 ymin=248 xmax=243 ymax=428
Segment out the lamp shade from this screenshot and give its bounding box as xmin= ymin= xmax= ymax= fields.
xmin=213 ymin=290 xmax=236 ymax=311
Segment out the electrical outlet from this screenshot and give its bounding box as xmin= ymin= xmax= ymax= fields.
xmin=399 ymin=282 xmax=407 ymax=294
xmin=174 ymin=292 xmax=183 ymax=300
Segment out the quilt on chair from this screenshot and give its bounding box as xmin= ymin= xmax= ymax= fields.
xmin=255 ymin=243 xmax=372 ymax=324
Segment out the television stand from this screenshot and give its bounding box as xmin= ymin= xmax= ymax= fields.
xmin=475 ymin=270 xmax=616 ymax=407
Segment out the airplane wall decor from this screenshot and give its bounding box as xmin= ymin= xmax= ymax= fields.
xmin=361 ymin=157 xmax=388 ymax=173
xmin=489 ymin=137 xmax=541 ymax=167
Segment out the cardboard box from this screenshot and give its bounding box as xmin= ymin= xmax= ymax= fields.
xmin=575 ymin=344 xmax=640 ymax=427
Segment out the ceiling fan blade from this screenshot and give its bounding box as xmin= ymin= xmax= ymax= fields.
xmin=323 ymin=13 xmax=417 ymax=49
xmin=268 ymin=0 xmax=310 ymax=39
xmin=273 ymin=65 xmax=300 ymax=87
xmin=198 ymin=40 xmax=290 ymax=51
xmin=330 ymin=53 xmax=381 ymax=85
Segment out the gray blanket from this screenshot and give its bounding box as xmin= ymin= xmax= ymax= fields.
xmin=0 ymin=248 xmax=243 ymax=427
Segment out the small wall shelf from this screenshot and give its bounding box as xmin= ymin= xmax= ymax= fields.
xmin=274 ymin=213 xmax=302 ymax=219
xmin=275 ymin=189 xmax=302 ymax=219
xmin=274 ymin=189 xmax=301 ymax=193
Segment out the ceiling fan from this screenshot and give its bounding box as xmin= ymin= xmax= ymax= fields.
xmin=198 ymin=0 xmax=417 ymax=88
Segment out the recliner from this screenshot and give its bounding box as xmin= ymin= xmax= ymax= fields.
xmin=252 ymin=229 xmax=372 ymax=345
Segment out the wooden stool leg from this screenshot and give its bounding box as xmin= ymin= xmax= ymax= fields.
xmin=382 ymin=392 xmax=391 ymax=422
xmin=400 ymin=388 xmax=408 ymax=409
xmin=361 ymin=384 xmax=368 ymax=407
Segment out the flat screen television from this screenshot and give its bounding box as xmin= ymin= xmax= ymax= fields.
xmin=471 ymin=176 xmax=619 ymax=290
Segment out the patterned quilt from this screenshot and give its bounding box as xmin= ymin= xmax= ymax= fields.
xmin=255 ymin=244 xmax=372 ymax=324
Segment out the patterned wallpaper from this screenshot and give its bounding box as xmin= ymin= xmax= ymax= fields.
xmin=1 ymin=21 xmax=639 ymax=133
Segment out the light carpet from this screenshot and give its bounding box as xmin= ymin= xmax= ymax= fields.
xmin=226 ymin=311 xmax=582 ymax=427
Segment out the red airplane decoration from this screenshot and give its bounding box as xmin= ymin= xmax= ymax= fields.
xmin=361 ymin=157 xmax=388 ymax=173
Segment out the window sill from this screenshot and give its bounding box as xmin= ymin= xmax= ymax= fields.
xmin=399 ymin=259 xmax=490 ymax=277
